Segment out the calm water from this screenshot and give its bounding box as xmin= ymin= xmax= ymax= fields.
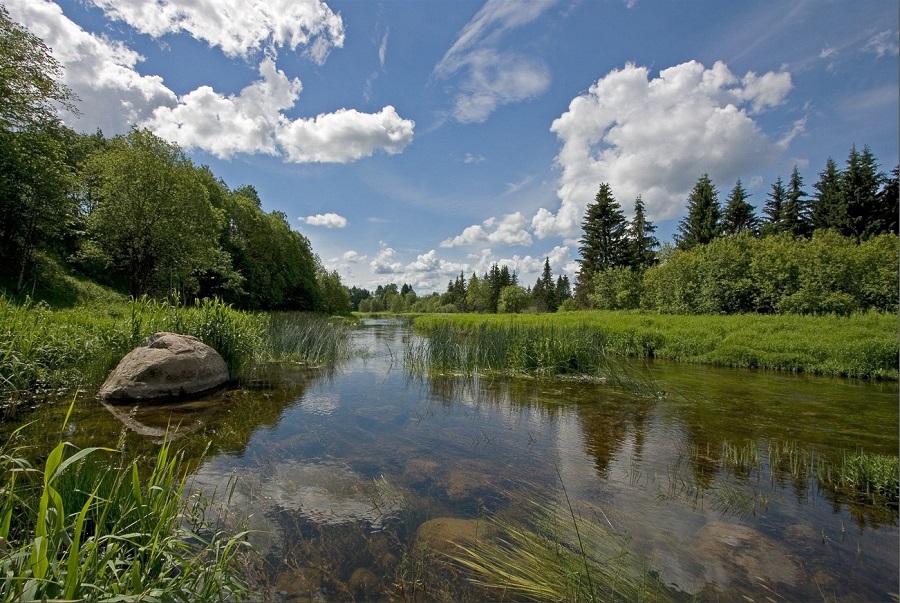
xmin=5 ymin=319 xmax=898 ymax=601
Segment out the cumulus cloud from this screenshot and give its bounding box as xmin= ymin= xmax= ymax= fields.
xmin=534 ymin=60 xmax=792 ymax=238
xmin=433 ymin=0 xmax=556 ymax=123
xmin=6 ymin=0 xmax=176 ymax=134
xmin=89 ymin=0 xmax=345 ymax=62
xmin=11 ymin=1 xmax=413 ymax=163
xmin=342 ymin=250 xmax=366 ymax=263
xmin=441 ymin=212 xmax=532 ymax=248
xmin=370 ymin=247 xmax=404 ymax=275
xmin=299 ymin=213 xmax=348 ymax=228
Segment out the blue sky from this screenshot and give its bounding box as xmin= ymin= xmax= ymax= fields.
xmin=12 ymin=0 xmax=899 ymax=293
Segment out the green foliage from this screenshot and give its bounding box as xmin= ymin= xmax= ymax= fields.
xmin=80 ymin=129 xmax=224 ymax=298
xmin=576 ymin=183 xmax=628 ymax=305
xmin=590 ymin=267 xmax=642 ymax=311
xmin=0 ymin=418 xmax=251 ymax=601
xmin=0 ymin=6 xmax=77 ymax=130
xmin=642 ymin=231 xmax=898 ymax=316
xmin=316 ymin=269 xmax=352 ymax=316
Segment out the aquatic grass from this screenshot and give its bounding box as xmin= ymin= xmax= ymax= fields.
xmin=833 ymin=452 xmax=899 ymax=502
xmin=446 ymin=498 xmax=672 ymax=602
xmin=0 ymin=402 xmax=253 ymax=601
xmin=412 ymin=310 xmax=899 ymax=380
xmin=258 ymin=312 xmax=354 ymax=368
xmin=405 ymin=319 xmax=664 ymax=398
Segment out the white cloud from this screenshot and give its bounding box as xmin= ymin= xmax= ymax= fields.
xmin=11 ymin=2 xmax=414 ymax=163
xmin=7 ymin=0 xmax=177 ymax=134
xmin=464 ymin=152 xmax=486 ymax=164
xmin=299 ymin=213 xmax=348 ymax=228
xmin=277 ymin=106 xmax=415 ymax=163
xmin=89 ymin=0 xmax=345 ymax=62
xmin=863 ymin=30 xmax=899 ymax=58
xmin=433 ymin=0 xmax=556 ymax=123
xmin=536 ymin=60 xmax=791 ymax=238
xmin=370 ymin=247 xmax=404 ymax=274
xmin=441 ymin=212 xmax=532 ymax=248
xmin=342 ymin=250 xmax=366 ymax=262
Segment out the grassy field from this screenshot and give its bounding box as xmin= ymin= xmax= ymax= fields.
xmin=410 ymin=310 xmax=899 ymax=380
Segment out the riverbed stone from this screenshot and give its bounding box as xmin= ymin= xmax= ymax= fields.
xmin=98 ymin=332 xmax=228 ymax=402
xmin=414 ymin=517 xmax=491 ymax=556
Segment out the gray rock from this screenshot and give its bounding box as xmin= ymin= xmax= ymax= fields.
xmin=98 ymin=332 xmax=229 ymax=402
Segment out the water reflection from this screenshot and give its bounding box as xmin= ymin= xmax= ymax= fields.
xmin=3 ymin=319 xmax=897 ymax=601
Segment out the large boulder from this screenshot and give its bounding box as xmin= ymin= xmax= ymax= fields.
xmin=98 ymin=332 xmax=229 ymax=402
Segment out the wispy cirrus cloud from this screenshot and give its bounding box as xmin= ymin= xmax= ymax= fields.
xmin=433 ymin=0 xmax=557 ymax=123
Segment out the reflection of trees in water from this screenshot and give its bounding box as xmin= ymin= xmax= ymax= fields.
xmin=577 ymin=395 xmax=654 ymax=478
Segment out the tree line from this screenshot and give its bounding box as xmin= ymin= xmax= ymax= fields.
xmin=0 ymin=7 xmax=350 ymax=314
xmin=577 ymin=147 xmax=899 ymax=315
xmin=352 ymin=260 xmax=573 ymax=314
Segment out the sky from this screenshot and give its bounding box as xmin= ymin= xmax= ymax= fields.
xmin=11 ymin=0 xmax=899 ymax=293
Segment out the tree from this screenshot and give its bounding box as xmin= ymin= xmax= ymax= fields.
xmin=875 ymin=165 xmax=899 ymax=236
xmin=811 ymin=157 xmax=844 ymax=232
xmin=783 ymin=166 xmax=810 ymax=237
xmin=532 ymin=258 xmax=558 ymax=312
xmin=555 ymin=274 xmax=571 ymax=305
xmin=498 ymin=285 xmax=529 ymax=314
xmin=761 ymin=176 xmax=787 ymax=237
xmin=316 ymin=268 xmax=351 ymax=315
xmin=720 ymin=179 xmax=758 ymax=236
xmin=576 ymin=183 xmax=628 ymax=305
xmin=81 ymin=129 xmax=223 ymax=297
xmin=626 ymin=195 xmax=658 ymax=269
xmin=466 ymin=272 xmax=491 ymax=312
xmin=841 ymin=145 xmax=884 ymax=241
xmin=675 ymin=174 xmax=720 ymax=250
xmin=0 ymin=6 xmax=78 ymax=130
xmin=0 ymin=126 xmax=75 ymax=291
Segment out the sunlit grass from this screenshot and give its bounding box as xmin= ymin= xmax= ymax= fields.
xmin=412 ymin=311 xmax=898 ymax=380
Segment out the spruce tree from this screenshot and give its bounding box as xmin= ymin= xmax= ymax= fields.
xmin=626 ymin=195 xmax=659 ymax=269
xmin=675 ymin=174 xmax=720 ymax=250
xmin=761 ymin=176 xmax=787 ymax=236
xmin=575 ymin=183 xmax=628 ymax=305
xmin=875 ymin=165 xmax=899 ymax=236
xmin=783 ymin=166 xmax=810 ymax=237
xmin=841 ymin=145 xmax=884 ymax=241
xmin=532 ymin=257 xmax=557 ymax=312
xmin=720 ymin=179 xmax=758 ymax=236
xmin=811 ymin=157 xmax=844 ymax=231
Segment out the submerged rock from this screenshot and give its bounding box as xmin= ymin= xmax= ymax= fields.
xmin=98 ymin=332 xmax=228 ymax=402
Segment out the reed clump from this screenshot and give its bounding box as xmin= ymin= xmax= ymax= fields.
xmin=447 ymin=499 xmax=673 ymax=603
xmin=0 ymin=405 xmax=252 ymax=601
xmin=412 ymin=311 xmax=898 ymax=380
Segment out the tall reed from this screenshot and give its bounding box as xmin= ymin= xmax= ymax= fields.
xmin=0 ymin=401 xmax=252 ymax=601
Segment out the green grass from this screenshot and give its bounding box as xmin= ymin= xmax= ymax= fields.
xmin=0 ymin=403 xmax=252 ymax=601
xmin=0 ymin=295 xmax=355 ymax=404
xmin=411 ymin=310 xmax=898 ymax=380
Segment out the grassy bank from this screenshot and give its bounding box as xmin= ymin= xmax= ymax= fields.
xmin=411 ymin=311 xmax=898 ymax=380
xmin=0 ymin=295 xmax=354 ymax=403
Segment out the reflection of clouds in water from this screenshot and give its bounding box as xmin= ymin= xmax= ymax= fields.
xmin=302 ymin=392 xmax=340 ymax=415
xmin=187 ymin=457 xmax=404 ymax=553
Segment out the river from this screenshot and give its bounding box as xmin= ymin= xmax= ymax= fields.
xmin=4 ymin=318 xmax=897 ymax=601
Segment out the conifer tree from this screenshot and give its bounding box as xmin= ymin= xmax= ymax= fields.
xmin=875 ymin=165 xmax=899 ymax=236
xmin=841 ymin=145 xmax=884 ymax=241
xmin=811 ymin=157 xmax=844 ymax=231
xmin=626 ymin=195 xmax=659 ymax=269
xmin=675 ymin=174 xmax=720 ymax=250
xmin=720 ymin=179 xmax=758 ymax=236
xmin=761 ymin=176 xmax=787 ymax=236
xmin=783 ymin=165 xmax=810 ymax=237
xmin=575 ymin=183 xmax=628 ymax=305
